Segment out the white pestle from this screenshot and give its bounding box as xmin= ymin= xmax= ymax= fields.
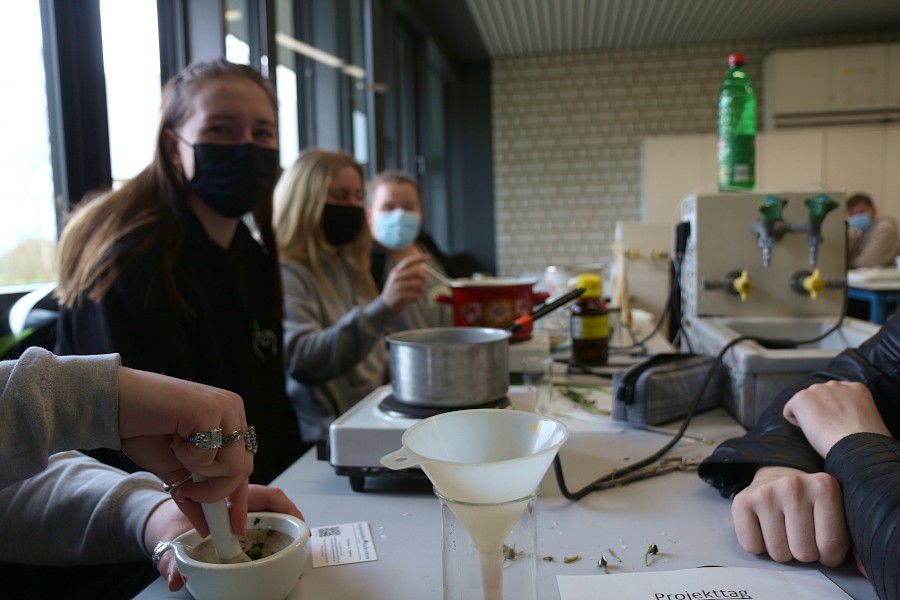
xmin=191 ymin=474 xmax=252 ymax=564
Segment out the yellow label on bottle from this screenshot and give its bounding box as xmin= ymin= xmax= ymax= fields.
xmin=571 ymin=315 xmax=609 ymax=339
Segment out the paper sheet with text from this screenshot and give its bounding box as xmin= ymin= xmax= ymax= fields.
xmin=558 ymin=566 xmax=852 ymax=599
xmin=310 ymin=521 xmax=378 ymax=568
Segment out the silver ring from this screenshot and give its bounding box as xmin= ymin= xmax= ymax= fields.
xmin=162 ymin=473 xmax=192 ymax=494
xmin=152 ymin=540 xmax=175 ymax=569
xmin=189 ymin=427 xmax=224 ymax=450
xmin=221 ymin=428 xmax=244 ymax=447
xmin=244 ymin=425 xmax=258 ymax=454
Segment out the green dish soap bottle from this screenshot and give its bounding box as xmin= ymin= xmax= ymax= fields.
xmin=718 ymin=52 xmax=756 ymax=192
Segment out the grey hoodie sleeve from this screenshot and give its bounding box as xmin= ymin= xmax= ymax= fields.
xmin=281 ymin=259 xmax=393 ymax=384
xmin=0 ymin=451 xmax=168 ymax=564
xmin=0 ymin=347 xmax=122 ymax=489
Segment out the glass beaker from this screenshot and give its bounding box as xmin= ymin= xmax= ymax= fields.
xmin=520 ymin=354 xmax=553 ymax=415
xmin=437 ymin=488 xmax=538 ymax=600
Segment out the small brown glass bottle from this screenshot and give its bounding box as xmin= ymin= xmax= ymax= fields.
xmin=570 ymin=274 xmax=609 ymax=365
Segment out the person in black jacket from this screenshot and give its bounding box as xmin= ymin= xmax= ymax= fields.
xmin=698 ymin=316 xmax=900 ymax=600
xmin=53 ymin=59 xmax=303 ymax=485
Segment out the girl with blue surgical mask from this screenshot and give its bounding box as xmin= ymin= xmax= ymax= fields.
xmin=366 ymin=171 xmax=454 ymax=331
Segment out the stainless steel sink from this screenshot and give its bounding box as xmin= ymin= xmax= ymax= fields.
xmin=688 ymin=316 xmax=880 ymax=426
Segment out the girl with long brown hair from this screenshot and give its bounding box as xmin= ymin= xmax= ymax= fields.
xmin=55 ymin=59 xmax=302 ymax=484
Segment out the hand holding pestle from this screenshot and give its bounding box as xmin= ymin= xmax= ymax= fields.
xmin=192 ymin=474 xmax=252 ymax=563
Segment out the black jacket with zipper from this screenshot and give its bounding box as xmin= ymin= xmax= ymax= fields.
xmin=55 ymin=210 xmax=302 ymax=485
xmin=699 ymin=315 xmax=900 ymax=600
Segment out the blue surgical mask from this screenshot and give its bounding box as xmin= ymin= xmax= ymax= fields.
xmin=848 ymin=213 xmax=872 ymax=232
xmin=373 ymin=209 xmax=422 ymax=250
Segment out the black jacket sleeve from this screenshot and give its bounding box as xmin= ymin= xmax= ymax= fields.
xmin=55 ymin=259 xmax=194 ymax=380
xmin=698 ymin=315 xmax=900 ymax=498
xmin=825 ymin=432 xmax=900 ymax=600
xmin=698 ymin=316 xmax=900 ymax=600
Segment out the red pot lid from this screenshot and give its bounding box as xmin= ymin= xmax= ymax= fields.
xmin=449 ymin=277 xmax=537 ymax=288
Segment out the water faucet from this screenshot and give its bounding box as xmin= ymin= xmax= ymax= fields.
xmin=790 ymin=268 xmax=846 ymax=300
xmin=731 ymin=270 xmax=754 ymax=301
xmin=803 ymin=194 xmax=839 ymax=267
xmin=701 ymin=269 xmax=754 ymax=301
xmin=750 ymin=195 xmax=789 ymax=267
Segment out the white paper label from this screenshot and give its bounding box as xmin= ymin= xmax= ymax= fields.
xmin=310 ymin=521 xmax=378 ymax=568
xmin=558 ymin=567 xmax=852 ymax=599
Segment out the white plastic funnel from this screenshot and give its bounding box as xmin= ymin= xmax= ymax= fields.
xmin=381 ymin=409 xmax=568 ymax=600
xmin=380 ymin=409 xmax=569 ymax=504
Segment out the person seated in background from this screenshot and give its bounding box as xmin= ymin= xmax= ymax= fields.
xmin=0 ymin=347 xmax=303 ymax=598
xmin=366 ymin=170 xmax=454 ymax=331
xmin=53 ymin=59 xmax=302 ymax=484
xmin=273 ymin=150 xmax=428 ymax=445
xmin=698 ymin=315 xmax=900 ymax=600
xmin=846 ymin=192 xmax=899 ymax=268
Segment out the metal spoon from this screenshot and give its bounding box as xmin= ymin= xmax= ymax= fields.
xmin=423 ymin=262 xmax=454 ymax=287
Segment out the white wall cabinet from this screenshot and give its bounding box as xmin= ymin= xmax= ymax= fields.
xmin=888 ymin=44 xmax=900 ymax=108
xmin=823 ymin=128 xmax=885 ymax=203
xmin=757 ymin=129 xmax=824 ymax=191
xmin=642 ymin=125 xmax=900 ymax=227
xmin=641 ymin=134 xmax=716 ymax=224
xmin=767 ymin=47 xmax=830 ymax=116
xmin=764 ymin=43 xmax=897 ymax=129
xmin=885 ymin=127 xmax=900 ymax=219
xmin=829 ymin=45 xmax=888 ymax=111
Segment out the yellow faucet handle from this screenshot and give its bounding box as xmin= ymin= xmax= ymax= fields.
xmin=650 ymin=249 xmax=670 ymax=261
xmin=625 ymin=248 xmax=640 ymax=260
xmin=803 ymin=268 xmax=825 ymax=300
xmin=733 ymin=270 xmax=753 ymax=301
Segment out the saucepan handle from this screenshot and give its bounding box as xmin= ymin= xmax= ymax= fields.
xmin=380 ymin=447 xmax=423 ymax=470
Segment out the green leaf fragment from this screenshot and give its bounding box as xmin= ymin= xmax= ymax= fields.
xmin=644 ymin=543 xmax=659 ymax=567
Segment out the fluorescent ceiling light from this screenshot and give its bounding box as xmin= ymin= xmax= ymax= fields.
xmin=275 ymin=32 xmax=358 ymax=74
xmin=341 ymin=64 xmax=366 ymax=79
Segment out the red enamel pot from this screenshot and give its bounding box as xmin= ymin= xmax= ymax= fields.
xmin=435 ymin=277 xmax=548 ymax=341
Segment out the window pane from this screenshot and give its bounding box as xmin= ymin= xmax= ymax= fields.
xmin=225 ymin=0 xmax=251 ymax=65
xmin=347 ymin=1 xmax=368 ymax=169
xmin=100 ymin=0 xmax=161 ymax=183
xmin=0 ymin=3 xmax=57 ymax=286
xmin=277 ymin=64 xmax=301 ymax=168
xmin=275 ymin=0 xmax=300 ymax=167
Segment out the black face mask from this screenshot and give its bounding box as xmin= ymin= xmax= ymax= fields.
xmin=188 ymin=142 xmax=280 ymax=218
xmin=322 ymin=203 xmax=366 ymax=247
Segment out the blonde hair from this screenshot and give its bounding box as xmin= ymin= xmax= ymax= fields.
xmin=274 ymin=149 xmax=375 ymax=296
xmin=56 ymin=59 xmax=281 ymax=315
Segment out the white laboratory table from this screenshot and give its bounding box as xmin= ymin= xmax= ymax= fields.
xmin=136 ymin=405 xmax=877 ymax=600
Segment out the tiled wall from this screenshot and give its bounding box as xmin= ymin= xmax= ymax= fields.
xmin=491 ymin=30 xmax=900 ymax=278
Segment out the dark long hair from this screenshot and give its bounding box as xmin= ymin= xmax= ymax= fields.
xmin=56 ymin=59 xmax=282 ymax=317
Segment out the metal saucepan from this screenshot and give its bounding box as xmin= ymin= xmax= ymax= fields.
xmin=387 ymin=327 xmax=511 ymax=408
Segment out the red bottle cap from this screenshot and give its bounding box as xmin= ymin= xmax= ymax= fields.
xmin=728 ymin=53 xmax=745 ymax=67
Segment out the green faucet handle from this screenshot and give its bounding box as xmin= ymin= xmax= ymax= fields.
xmin=758 ymin=196 xmax=788 ymax=222
xmin=805 ymin=194 xmax=839 ymax=220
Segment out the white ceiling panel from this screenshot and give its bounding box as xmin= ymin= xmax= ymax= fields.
xmin=462 ymin=0 xmax=900 ymax=57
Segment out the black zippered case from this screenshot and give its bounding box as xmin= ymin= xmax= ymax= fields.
xmin=611 ymin=353 xmax=727 ymax=426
